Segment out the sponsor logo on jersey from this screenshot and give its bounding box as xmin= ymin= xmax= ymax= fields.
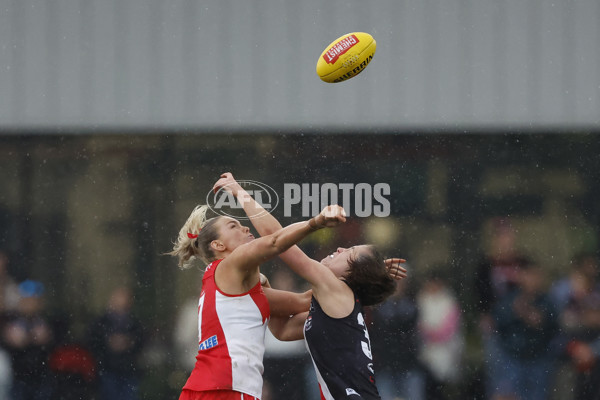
xmin=345 ymin=387 xmax=360 ymax=396
xmin=199 ymin=334 xmax=218 ymax=350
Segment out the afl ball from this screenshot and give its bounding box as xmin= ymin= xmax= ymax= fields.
xmin=316 ymin=32 xmax=376 ymax=83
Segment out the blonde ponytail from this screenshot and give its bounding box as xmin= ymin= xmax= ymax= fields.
xmin=169 ymin=205 xmax=211 ymax=269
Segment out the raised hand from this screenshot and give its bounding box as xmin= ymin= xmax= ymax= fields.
xmin=385 ymin=258 xmax=407 ymax=280
xmin=213 ymin=172 xmax=241 ymax=195
xmin=310 ymin=205 xmax=347 ymax=229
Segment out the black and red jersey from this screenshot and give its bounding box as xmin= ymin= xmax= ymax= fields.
xmin=304 ymin=294 xmax=381 ymax=400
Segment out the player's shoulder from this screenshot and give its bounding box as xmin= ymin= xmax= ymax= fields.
xmin=205 ymin=259 xmax=223 ymax=272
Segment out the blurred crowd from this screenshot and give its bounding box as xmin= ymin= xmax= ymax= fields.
xmin=2 ymin=215 xmax=600 ymax=400
xmin=257 ymin=217 xmax=600 ymax=400
xmin=0 ymin=249 xmax=145 ymax=400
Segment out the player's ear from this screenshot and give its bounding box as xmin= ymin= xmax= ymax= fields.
xmin=210 ymin=240 xmax=225 ymax=252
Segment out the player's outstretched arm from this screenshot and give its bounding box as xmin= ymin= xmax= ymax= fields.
xmin=215 ymin=173 xmax=347 ymax=286
xmin=263 ymin=286 xmax=312 ymax=318
xmin=224 ymin=202 xmax=344 ymax=275
xmin=213 ymin=172 xmax=283 ymax=235
xmin=268 ymin=311 xmax=309 ymax=341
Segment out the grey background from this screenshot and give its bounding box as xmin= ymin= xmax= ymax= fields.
xmin=0 ymin=0 xmax=598 ymax=130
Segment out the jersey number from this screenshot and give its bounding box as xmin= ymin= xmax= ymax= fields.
xmin=357 ymin=312 xmax=373 ymax=360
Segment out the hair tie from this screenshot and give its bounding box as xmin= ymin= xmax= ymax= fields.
xmin=187 ymin=232 xmax=198 ymax=239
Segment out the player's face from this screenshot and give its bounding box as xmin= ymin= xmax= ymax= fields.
xmin=321 ymin=245 xmax=370 ymax=278
xmin=215 ymin=217 xmax=255 ymax=251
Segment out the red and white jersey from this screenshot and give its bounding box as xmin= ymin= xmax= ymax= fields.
xmin=183 ymin=259 xmax=270 ymax=399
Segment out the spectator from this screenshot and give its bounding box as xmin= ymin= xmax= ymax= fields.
xmin=371 ymin=274 xmax=425 ymax=400
xmin=49 ymin=342 xmax=97 ymax=400
xmin=417 ymin=270 xmax=464 ymax=400
xmin=493 ymin=258 xmax=558 ymax=400
xmin=550 ymin=253 xmax=598 ymax=313
xmin=88 ymin=286 xmax=145 ymax=400
xmin=568 ymin=343 xmax=600 ymax=399
xmin=1 ymin=280 xmax=57 ymax=400
xmin=474 ymin=218 xmax=526 ymax=398
xmin=548 ymin=253 xmax=600 ymax=399
xmin=548 ymin=253 xmax=599 ymax=399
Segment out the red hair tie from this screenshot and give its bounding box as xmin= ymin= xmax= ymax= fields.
xmin=187 ymin=232 xmax=198 ymax=239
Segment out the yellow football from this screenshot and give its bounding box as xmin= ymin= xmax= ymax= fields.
xmin=316 ymin=32 xmax=376 ymax=83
